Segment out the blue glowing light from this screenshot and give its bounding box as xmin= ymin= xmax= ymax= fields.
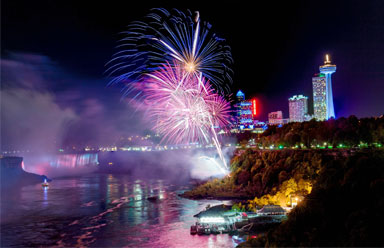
xmin=240 ymin=119 xmax=253 ymax=123
xmin=262 ymin=125 xmax=268 ymax=130
xmin=241 ymin=110 xmax=252 ymax=115
xmin=236 ymin=90 xmax=245 ymax=98
xmin=240 ymin=102 xmax=252 ymax=106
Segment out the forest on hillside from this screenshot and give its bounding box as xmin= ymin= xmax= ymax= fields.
xmin=183 ymin=149 xmax=349 ymax=205
xmin=238 ymin=150 xmax=384 ymax=247
xmin=236 ymin=116 xmax=384 ymax=148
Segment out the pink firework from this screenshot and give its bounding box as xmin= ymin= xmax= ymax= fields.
xmin=143 ymin=63 xmax=231 ymax=145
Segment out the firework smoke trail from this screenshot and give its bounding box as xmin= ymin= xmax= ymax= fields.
xmin=199 ymin=156 xmax=228 ymax=175
xmin=208 ymin=116 xmax=228 ymax=170
xmin=144 ymin=63 xmax=231 ymax=170
xmin=106 ymin=8 xmax=233 ymax=95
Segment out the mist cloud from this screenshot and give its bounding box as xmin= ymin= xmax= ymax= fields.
xmin=1 ymin=52 xmax=147 ymax=153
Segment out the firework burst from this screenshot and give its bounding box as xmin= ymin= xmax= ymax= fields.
xmin=106 ymin=8 xmax=233 ymax=94
xmin=144 ymin=63 xmax=231 ymax=145
xmin=108 ymin=8 xmax=233 ymax=172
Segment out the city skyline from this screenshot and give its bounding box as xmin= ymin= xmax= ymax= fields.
xmin=240 ymin=54 xmax=338 ymax=124
xmin=2 ymin=0 xmax=384 ymax=150
xmin=2 ymin=1 xmax=384 ymax=119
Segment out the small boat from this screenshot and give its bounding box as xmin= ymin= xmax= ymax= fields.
xmin=147 ymin=196 xmax=163 ymax=202
xmin=42 ymin=179 xmax=49 ymax=188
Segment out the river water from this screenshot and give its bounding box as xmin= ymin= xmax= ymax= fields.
xmin=1 ymin=173 xmax=238 ymax=247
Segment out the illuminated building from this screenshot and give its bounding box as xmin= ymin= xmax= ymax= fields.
xmin=235 ymin=90 xmax=254 ymax=129
xmin=315 ymin=54 xmax=336 ymax=120
xmin=312 ymin=73 xmax=326 ymax=120
xmin=236 ymin=90 xmax=245 ymax=102
xmin=268 ymin=111 xmax=283 ymax=125
xmin=192 ymin=204 xmax=242 ymax=233
xmin=288 ymin=95 xmax=308 ymax=122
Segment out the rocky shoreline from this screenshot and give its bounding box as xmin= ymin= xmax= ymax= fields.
xmin=0 ymin=156 xmax=51 ymax=189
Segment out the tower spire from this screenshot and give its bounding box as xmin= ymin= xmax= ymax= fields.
xmin=325 ymin=54 xmax=331 ymax=64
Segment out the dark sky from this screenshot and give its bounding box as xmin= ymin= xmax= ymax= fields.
xmin=2 ymin=0 xmax=384 ymax=121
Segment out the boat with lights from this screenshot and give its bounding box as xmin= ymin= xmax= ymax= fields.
xmin=42 ymin=178 xmax=49 ymax=187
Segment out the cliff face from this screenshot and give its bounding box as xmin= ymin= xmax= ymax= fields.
xmin=0 ymin=156 xmax=50 ymax=188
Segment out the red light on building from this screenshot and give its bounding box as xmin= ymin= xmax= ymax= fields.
xmin=252 ymin=99 xmax=257 ymax=116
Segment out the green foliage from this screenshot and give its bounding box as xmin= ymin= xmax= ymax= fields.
xmin=258 ymin=116 xmax=384 ymax=148
xmin=184 ymin=149 xmax=331 ymax=200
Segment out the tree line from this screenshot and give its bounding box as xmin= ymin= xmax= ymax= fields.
xmin=257 ymin=116 xmax=384 ymax=148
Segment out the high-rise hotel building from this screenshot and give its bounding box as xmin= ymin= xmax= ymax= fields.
xmin=235 ymin=90 xmax=253 ymax=129
xmin=313 ymin=54 xmax=336 ymax=120
xmin=312 ymin=73 xmax=327 ymax=120
xmin=288 ymin=95 xmax=308 ymax=122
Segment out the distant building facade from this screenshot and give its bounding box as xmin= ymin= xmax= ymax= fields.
xmin=257 ymin=205 xmax=286 ymax=216
xmin=235 ymin=90 xmax=254 ymax=129
xmin=312 ymin=73 xmax=327 ymax=120
xmin=268 ymin=111 xmax=283 ymax=125
xmin=288 ymin=95 xmax=308 ymax=122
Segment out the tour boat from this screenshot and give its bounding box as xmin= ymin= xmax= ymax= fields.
xmin=42 ymin=179 xmax=49 ymax=187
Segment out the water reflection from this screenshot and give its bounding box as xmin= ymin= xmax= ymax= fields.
xmin=1 ymin=174 xmax=236 ymax=248
xmin=42 ymin=186 xmax=48 ymax=207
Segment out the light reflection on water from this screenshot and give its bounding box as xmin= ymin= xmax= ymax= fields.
xmin=1 ymin=174 xmax=237 ymax=248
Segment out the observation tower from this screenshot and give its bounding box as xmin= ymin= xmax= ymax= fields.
xmin=319 ymin=54 xmax=336 ymax=119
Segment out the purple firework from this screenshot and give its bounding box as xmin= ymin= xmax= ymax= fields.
xmin=143 ymin=63 xmax=231 ymax=145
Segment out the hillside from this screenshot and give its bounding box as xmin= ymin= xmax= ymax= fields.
xmin=183 ymin=149 xmax=349 ymax=207
xmin=238 ymin=150 xmax=384 ymax=247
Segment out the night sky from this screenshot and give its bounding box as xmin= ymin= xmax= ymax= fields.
xmin=2 ymin=0 xmax=384 ymax=148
